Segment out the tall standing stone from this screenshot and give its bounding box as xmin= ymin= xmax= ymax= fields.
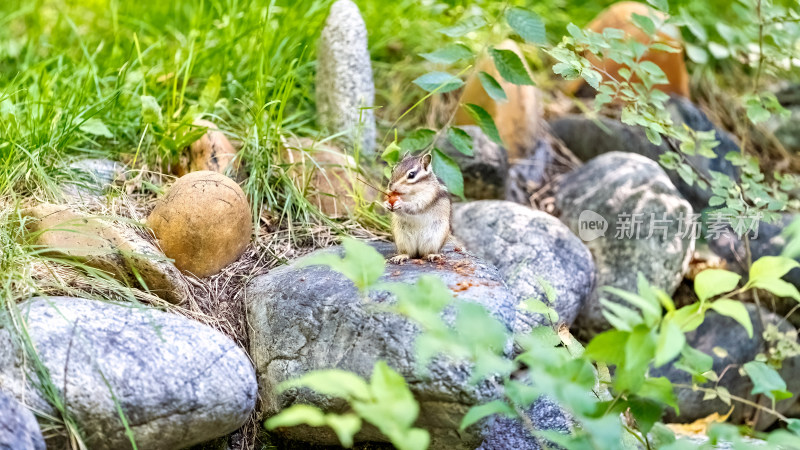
xmin=316 ymin=0 xmax=376 ymax=156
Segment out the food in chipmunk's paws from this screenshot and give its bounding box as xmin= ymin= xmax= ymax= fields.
xmin=385 ymin=191 xmax=401 ymax=210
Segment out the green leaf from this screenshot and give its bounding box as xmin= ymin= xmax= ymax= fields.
xmin=438 ymin=16 xmax=486 ymax=37
xmin=460 ymin=400 xmax=516 ymax=430
xmin=326 ymin=414 xmax=362 ymax=448
xmin=743 ymin=361 xmax=793 ymax=402
xmin=585 ymin=330 xmax=628 ymax=365
xmin=489 ymin=48 xmax=534 ymax=86
xmin=299 ymin=238 xmax=385 ymax=291
xmin=749 ymin=256 xmax=800 ymax=285
xmin=640 ymin=377 xmax=679 ymax=411
xmin=477 ymin=71 xmax=507 ymax=101
xmin=278 ymin=368 xmax=370 ymax=400
xmin=646 ymin=0 xmax=668 ymax=12
xmin=400 ymin=129 xmax=436 ymax=153
xmin=412 ymin=71 xmax=464 ymax=93
xmin=432 ymin=148 xmax=464 ymax=200
xmin=381 ymin=141 xmax=402 ymax=166
xmin=80 ymin=117 xmax=113 ymax=138
xmin=265 ymin=404 xmax=327 ymax=429
xmin=669 ymin=303 xmax=705 ymax=332
xmin=463 ymin=103 xmax=502 ymax=146
xmin=199 ymin=74 xmax=222 ymax=111
xmin=505 ymin=8 xmax=546 ymax=44
xmin=709 ymin=299 xmax=753 ymax=338
xmin=675 ymin=345 xmax=713 ymax=380
xmin=655 ymin=320 xmax=686 ymax=367
xmin=140 ymin=95 xmax=163 ymax=125
xmin=694 ymin=269 xmax=741 ymax=302
xmin=420 ymin=44 xmax=473 ymax=64
xmin=628 ymin=396 xmax=665 ymax=434
xmin=521 ymin=298 xmax=559 ymax=323
xmin=446 ymin=127 xmax=474 ymax=156
xmin=603 ymin=286 xmax=661 ymax=326
xmin=631 ymin=13 xmax=656 ymax=35
xmin=751 ymin=278 xmax=800 ymax=302
xmin=684 ymin=43 xmax=708 ymax=64
xmin=680 ymin=7 xmax=707 ymax=42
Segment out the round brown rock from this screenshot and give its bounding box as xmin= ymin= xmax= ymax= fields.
xmin=148 ymin=171 xmax=251 ymax=278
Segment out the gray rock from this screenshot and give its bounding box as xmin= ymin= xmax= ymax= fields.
xmin=247 ymin=242 xmax=560 ymax=448
xmin=452 ymin=201 xmax=594 ymax=329
xmin=652 ymin=304 xmax=800 ymax=430
xmin=478 ymin=397 xmax=573 ymax=450
xmin=0 ymin=297 xmax=256 ymax=450
xmin=63 ymin=158 xmax=125 ymax=200
xmin=437 ymin=125 xmax=508 ymax=200
xmin=708 ymin=214 xmax=800 ymax=326
xmin=316 ymin=0 xmax=376 ymax=156
xmin=0 ymin=390 xmax=45 ymax=450
xmin=506 ymin=139 xmax=555 ymax=205
xmin=549 ymin=97 xmax=739 ymax=210
xmin=554 ymin=153 xmax=694 ymax=339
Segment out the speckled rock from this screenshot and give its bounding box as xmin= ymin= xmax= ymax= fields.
xmin=316 ymin=0 xmax=376 ymax=155
xmin=549 ymin=97 xmax=739 ymax=210
xmin=477 ymin=397 xmax=574 ymax=450
xmin=147 ymin=171 xmax=252 ymax=278
xmin=0 ymin=297 xmax=256 ymax=450
xmin=22 ymin=204 xmax=190 ymax=304
xmin=247 ymin=242 xmax=566 ymax=449
xmin=555 ymin=153 xmax=694 ymax=339
xmin=652 ymin=304 xmax=800 ymax=430
xmin=0 ymin=390 xmax=45 ymax=450
xmin=436 ymin=126 xmax=509 ymax=200
xmin=452 ymin=201 xmax=594 ymax=329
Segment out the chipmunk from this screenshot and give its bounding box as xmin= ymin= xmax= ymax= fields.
xmin=382 ymin=153 xmax=451 ymax=264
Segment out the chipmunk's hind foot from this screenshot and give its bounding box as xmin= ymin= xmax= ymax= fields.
xmin=426 ymin=253 xmax=444 ymax=263
xmin=389 ymin=254 xmax=411 ymax=264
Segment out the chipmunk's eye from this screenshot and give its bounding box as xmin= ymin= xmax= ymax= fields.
xmin=407 ymin=170 xmax=417 ymax=180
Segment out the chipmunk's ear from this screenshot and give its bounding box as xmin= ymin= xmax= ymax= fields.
xmin=421 ymin=153 xmax=432 ymax=170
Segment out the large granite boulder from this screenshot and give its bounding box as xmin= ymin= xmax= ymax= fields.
xmin=0 ymin=297 xmax=256 ymax=450
xmin=246 ymin=242 xmax=573 ymax=449
xmin=652 ymin=304 xmax=800 ymax=430
xmin=549 ymin=97 xmax=739 ymax=210
xmin=436 ymin=126 xmax=508 ymax=200
xmin=555 ymin=152 xmax=694 ymax=339
xmin=0 ymin=390 xmax=45 ymax=450
xmin=316 ymin=0 xmax=376 ymax=156
xmin=452 ymin=201 xmax=594 ymax=329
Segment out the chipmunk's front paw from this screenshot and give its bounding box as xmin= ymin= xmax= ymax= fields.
xmin=382 ymin=200 xmax=393 ymax=212
xmin=389 ymin=254 xmax=410 ymax=264
xmin=426 ymin=253 xmax=444 ymax=263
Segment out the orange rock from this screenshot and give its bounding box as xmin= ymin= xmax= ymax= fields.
xmin=181 ymin=119 xmax=238 ymax=176
xmin=454 ymin=40 xmax=543 ymax=160
xmin=148 ymin=171 xmax=251 ymax=278
xmin=282 ymin=138 xmax=369 ymax=218
xmin=566 ymin=1 xmax=690 ymax=98
xmin=23 ymin=204 xmax=191 ymax=304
